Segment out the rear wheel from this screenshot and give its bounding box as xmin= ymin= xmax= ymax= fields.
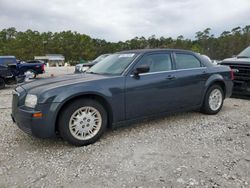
xmin=0 ymin=78 xmax=5 ymax=89
xmin=58 ymin=99 xmax=107 ymax=146
xmin=201 ymin=85 xmax=224 ymax=115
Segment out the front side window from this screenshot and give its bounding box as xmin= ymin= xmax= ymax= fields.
xmin=175 ymin=54 xmax=201 ymax=69
xmin=135 ymin=53 xmax=172 ymax=73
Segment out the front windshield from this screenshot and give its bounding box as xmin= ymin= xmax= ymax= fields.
xmin=94 ymin=54 xmax=110 ymax=62
xmin=238 ymin=46 xmax=250 ymax=58
xmin=87 ymin=53 xmax=136 ymax=75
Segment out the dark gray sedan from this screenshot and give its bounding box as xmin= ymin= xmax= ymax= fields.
xmin=11 ymin=49 xmax=233 ymax=146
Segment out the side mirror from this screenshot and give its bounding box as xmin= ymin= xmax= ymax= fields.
xmin=133 ymin=65 xmax=150 ymax=76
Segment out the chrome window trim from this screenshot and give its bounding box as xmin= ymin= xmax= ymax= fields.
xmin=130 ymin=67 xmax=207 ymax=77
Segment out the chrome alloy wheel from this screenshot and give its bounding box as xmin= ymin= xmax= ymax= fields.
xmin=208 ymin=89 xmax=223 ymax=111
xmin=69 ymin=106 xmax=102 ymax=140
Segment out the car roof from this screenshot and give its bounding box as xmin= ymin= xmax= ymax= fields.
xmin=117 ymin=48 xmax=194 ymax=54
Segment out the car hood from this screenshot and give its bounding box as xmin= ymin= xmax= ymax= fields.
xmin=20 ymin=73 xmax=110 ymax=93
xmin=222 ymin=57 xmax=250 ymax=64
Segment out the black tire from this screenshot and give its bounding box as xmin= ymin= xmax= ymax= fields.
xmin=0 ymin=78 xmax=5 ymax=89
xmin=201 ymin=85 xmax=224 ymax=115
xmin=58 ymin=99 xmax=107 ymax=146
xmin=25 ymin=70 xmax=37 ymax=79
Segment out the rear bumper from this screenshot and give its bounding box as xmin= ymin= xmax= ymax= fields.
xmin=225 ymin=80 xmax=234 ymax=98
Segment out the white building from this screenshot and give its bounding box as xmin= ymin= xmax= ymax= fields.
xmin=34 ymin=54 xmax=65 ymax=67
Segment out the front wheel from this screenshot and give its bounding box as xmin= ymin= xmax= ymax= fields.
xmin=201 ymin=85 xmax=224 ymax=115
xmin=58 ymin=99 xmax=107 ymax=146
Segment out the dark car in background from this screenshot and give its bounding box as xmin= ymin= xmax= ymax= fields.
xmin=0 ymin=56 xmax=25 ymax=89
xmin=0 ymin=64 xmax=25 ymax=89
xmin=75 ymin=54 xmax=111 ymax=73
xmin=220 ymin=46 xmax=250 ymax=95
xmin=12 ymin=49 xmax=233 ymax=146
xmin=0 ymin=56 xmax=45 ymax=79
xmin=18 ymin=60 xmax=45 ymax=79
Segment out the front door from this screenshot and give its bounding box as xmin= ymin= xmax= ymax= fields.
xmin=125 ymin=52 xmax=179 ymax=119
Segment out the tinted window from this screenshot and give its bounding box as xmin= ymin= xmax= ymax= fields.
xmin=135 ymin=53 xmax=172 ymax=73
xmin=175 ymin=54 xmax=201 ymax=69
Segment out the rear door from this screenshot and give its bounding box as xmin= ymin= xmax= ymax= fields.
xmin=172 ymin=52 xmax=209 ymax=107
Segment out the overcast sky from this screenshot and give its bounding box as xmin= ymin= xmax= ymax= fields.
xmin=0 ymin=0 xmax=249 ymax=41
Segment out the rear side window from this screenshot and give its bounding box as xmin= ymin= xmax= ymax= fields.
xmin=135 ymin=53 xmax=172 ymax=73
xmin=175 ymin=54 xmax=201 ymax=69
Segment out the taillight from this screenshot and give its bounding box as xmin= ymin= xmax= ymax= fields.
xmin=42 ymin=64 xmax=45 ymax=71
xmin=230 ymin=68 xmax=234 ymax=80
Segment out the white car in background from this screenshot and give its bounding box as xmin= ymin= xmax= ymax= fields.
xmin=75 ymin=54 xmax=111 ymax=73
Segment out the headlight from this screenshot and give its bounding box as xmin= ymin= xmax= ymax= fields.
xmin=25 ymin=94 xmax=38 ymax=108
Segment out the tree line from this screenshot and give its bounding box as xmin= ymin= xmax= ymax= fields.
xmin=0 ymin=26 xmax=250 ymax=64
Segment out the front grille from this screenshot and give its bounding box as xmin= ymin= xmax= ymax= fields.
xmin=222 ymin=63 xmax=250 ymax=82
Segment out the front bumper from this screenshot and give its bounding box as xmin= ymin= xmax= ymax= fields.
xmin=11 ymin=88 xmax=60 ymax=138
xmin=11 ymin=105 xmax=57 ymax=138
xmin=232 ymin=80 xmax=250 ymax=96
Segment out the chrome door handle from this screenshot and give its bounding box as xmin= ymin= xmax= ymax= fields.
xmin=166 ymin=75 xmax=176 ymax=80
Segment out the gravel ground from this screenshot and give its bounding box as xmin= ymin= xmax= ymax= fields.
xmin=0 ymin=67 xmax=250 ymax=188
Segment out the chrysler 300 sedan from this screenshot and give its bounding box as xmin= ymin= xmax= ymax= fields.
xmin=12 ymin=49 xmax=234 ymax=146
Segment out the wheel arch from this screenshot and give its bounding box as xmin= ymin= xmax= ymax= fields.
xmin=55 ymin=93 xmax=114 ymax=133
xmin=204 ymin=75 xmax=226 ymax=99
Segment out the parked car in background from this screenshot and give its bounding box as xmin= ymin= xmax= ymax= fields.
xmin=0 ymin=56 xmax=25 ymax=89
xmin=91 ymin=54 xmax=111 ymax=64
xmin=75 ymin=54 xmax=111 ymax=73
xmin=0 ymin=56 xmax=45 ymax=79
xmin=220 ymin=46 xmax=250 ymax=95
xmin=12 ymin=49 xmax=233 ymax=146
xmin=75 ymin=62 xmax=96 ymax=73
xmin=18 ymin=60 xmax=45 ymax=79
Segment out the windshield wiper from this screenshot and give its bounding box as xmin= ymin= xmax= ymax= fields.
xmin=237 ymin=55 xmax=250 ymax=58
